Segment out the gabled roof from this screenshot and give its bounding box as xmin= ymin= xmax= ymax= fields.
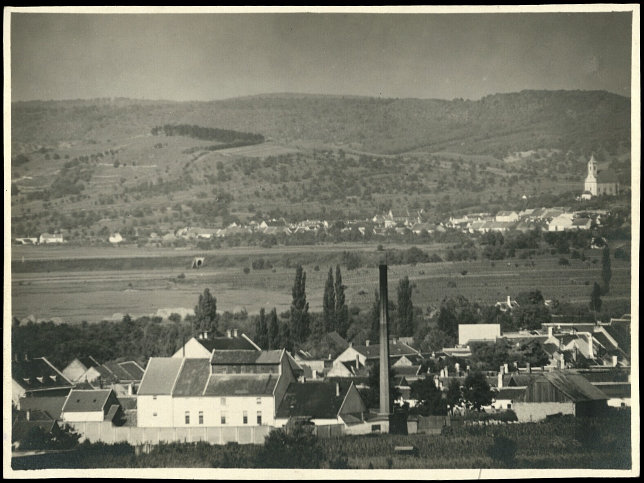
xmin=19 ymin=396 xmax=68 ymax=420
xmin=196 ymin=335 xmax=258 ymax=352
xmin=210 ymin=350 xmax=283 ymax=365
xmin=276 ymin=381 xmax=355 ymax=419
xmin=172 ymin=359 xmax=211 ymax=397
xmin=352 ymin=341 xmax=419 ymax=359
xmin=495 ymin=387 xmax=526 ymax=400
xmin=597 ymin=170 xmax=619 ymax=183
xmin=118 ymin=361 xmax=145 ymax=380
xmin=203 ymin=374 xmax=278 ymax=396
xmin=12 ymin=358 xmax=73 ymax=392
xmin=12 ymin=420 xmax=59 ymax=442
xmin=137 ymin=358 xmax=184 ymax=395
xmin=103 ymin=361 xmax=137 ymax=381
xmin=339 ymin=360 xmax=370 ymax=377
xmin=62 ymin=389 xmax=114 ymax=413
xmin=535 ymin=371 xmax=608 ymax=402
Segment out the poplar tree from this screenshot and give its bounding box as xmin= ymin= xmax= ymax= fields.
xmin=255 ymin=308 xmax=268 ymax=349
xmin=267 ymin=308 xmax=280 ymax=350
xmin=194 ymin=288 xmax=218 ymax=334
xmin=397 ymin=276 xmax=415 ymax=336
xmin=323 ymin=267 xmax=336 ymax=332
xmin=290 ymin=265 xmax=310 ymax=343
xmin=334 ymin=265 xmax=349 ymax=337
xmin=601 ymin=246 xmax=612 ymax=294
xmin=278 ymin=320 xmax=293 ymax=353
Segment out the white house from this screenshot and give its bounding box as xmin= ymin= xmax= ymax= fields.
xmin=334 ymin=340 xmax=421 ymax=367
xmin=548 ymin=213 xmax=574 ymax=232
xmin=458 ymin=324 xmax=501 ymax=346
xmin=171 ymin=329 xmax=260 ymax=358
xmin=61 ymin=389 xmax=121 ymax=423
xmin=495 ymin=211 xmax=519 ymax=223
xmin=39 ymin=233 xmax=64 ymax=244
xmin=62 ymin=356 xmax=101 ymax=383
xmin=137 ymin=350 xmax=296 ymax=428
xmin=109 ymin=233 xmax=124 ymax=244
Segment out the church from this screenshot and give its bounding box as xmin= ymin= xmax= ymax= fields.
xmin=582 ymin=155 xmax=619 ymax=199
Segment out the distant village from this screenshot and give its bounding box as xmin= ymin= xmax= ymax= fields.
xmin=14 ymin=156 xmax=620 ymax=247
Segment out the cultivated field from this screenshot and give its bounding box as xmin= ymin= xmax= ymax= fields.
xmin=10 ymin=245 xmax=631 ymax=324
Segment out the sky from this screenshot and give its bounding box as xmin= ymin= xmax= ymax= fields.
xmin=9 ymin=8 xmax=634 ymax=102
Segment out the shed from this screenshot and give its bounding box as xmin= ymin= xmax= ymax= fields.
xmin=61 ymin=389 xmax=121 ymax=423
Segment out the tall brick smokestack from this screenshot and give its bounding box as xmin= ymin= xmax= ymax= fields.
xmin=379 ymin=264 xmax=391 ymax=416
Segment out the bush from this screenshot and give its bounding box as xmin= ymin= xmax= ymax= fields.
xmin=487 ymin=434 xmax=517 ymax=468
xmin=255 ymin=424 xmax=321 ymax=468
xmin=243 ymin=267 xmax=250 ymax=274
xmin=558 ymin=257 xmax=570 ymax=266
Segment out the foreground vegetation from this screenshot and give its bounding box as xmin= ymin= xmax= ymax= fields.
xmin=12 ymin=411 xmax=631 ymax=470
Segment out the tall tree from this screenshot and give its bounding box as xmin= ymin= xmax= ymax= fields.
xmin=290 ymin=265 xmax=310 ymax=343
xmin=334 ymin=265 xmax=349 ymax=337
xmin=463 ymin=371 xmax=493 ymax=410
xmin=278 ymin=320 xmax=293 ymax=353
xmin=601 ymin=246 xmax=612 ymax=294
xmin=410 ymin=377 xmax=447 ymax=416
xmin=397 ymin=276 xmax=415 ymax=336
xmin=322 ymin=268 xmax=336 ymax=332
xmin=267 ymin=308 xmax=279 ymax=350
xmin=194 ymin=288 xmax=217 ymax=334
xmin=255 ymin=308 xmax=268 ymax=349
xmin=590 ymin=282 xmax=603 ymax=317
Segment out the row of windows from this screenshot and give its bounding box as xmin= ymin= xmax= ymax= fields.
xmin=182 ymin=411 xmax=263 ymax=425
xmin=151 ymin=396 xmax=263 ymax=405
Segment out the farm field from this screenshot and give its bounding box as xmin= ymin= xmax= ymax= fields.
xmin=10 ymin=245 xmax=631 ymax=324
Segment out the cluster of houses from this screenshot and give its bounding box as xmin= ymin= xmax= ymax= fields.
xmin=12 ymin=310 xmax=631 ymax=448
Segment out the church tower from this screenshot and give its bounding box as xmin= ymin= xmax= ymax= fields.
xmin=584 ymin=154 xmax=598 ymax=196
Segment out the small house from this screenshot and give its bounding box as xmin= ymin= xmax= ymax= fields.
xmin=61 ymin=388 xmax=121 ymax=423
xmin=172 ymin=329 xmax=260 ymax=358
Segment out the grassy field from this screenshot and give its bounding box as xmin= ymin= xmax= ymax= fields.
xmin=10 ymin=244 xmax=631 ymax=324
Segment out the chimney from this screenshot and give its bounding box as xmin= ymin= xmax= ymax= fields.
xmin=507 ymin=295 xmax=511 ymax=306
xmin=226 ymin=329 xmax=232 ymax=338
xmin=498 ymin=371 xmax=503 ymax=389
xmin=356 ymin=354 xmax=360 ymax=368
xmin=434 ymin=376 xmax=440 ymax=389
xmin=128 ymin=383 xmax=133 ymax=396
xmin=526 ymin=362 xmax=531 ymax=374
xmin=365 ymin=340 xmax=370 ymax=347
xmin=547 ymin=326 xmax=553 ymax=338
xmin=26 ymin=410 xmax=31 ymax=421
xmin=328 ymin=354 xmax=332 ymax=360
xmin=233 ymin=328 xmax=238 ymax=338
xmin=455 ymin=362 xmax=460 ymax=375
xmin=444 ymin=366 xmax=449 ymax=378
xmin=336 ymin=382 xmax=340 ymax=397
xmin=378 ymin=264 xmax=391 ymax=417
xmin=560 ymin=353 xmax=565 ymax=369
xmin=504 ymin=363 xmax=509 ymax=373
xmin=612 ymin=355 xmax=618 ymax=367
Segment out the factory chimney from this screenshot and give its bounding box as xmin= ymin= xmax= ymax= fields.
xmin=378 ymin=264 xmax=391 ymax=417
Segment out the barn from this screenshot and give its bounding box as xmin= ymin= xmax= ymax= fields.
xmin=513 ymin=371 xmax=608 ymax=422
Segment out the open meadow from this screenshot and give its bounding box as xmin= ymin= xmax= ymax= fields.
xmin=10 ymin=244 xmax=631 ymax=324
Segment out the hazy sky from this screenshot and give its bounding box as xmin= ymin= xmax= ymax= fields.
xmin=10 ymin=10 xmax=633 ymax=102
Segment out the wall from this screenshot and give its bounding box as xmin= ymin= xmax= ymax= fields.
xmin=138 ymin=395 xmax=173 ymax=427
xmin=63 ymin=410 xmax=104 ymax=422
xmin=63 ymin=360 xmax=88 ymax=383
xmin=171 ymin=339 xmax=210 ymax=358
xmin=67 ymin=421 xmax=273 ymax=445
xmin=512 ymin=402 xmax=575 ymax=422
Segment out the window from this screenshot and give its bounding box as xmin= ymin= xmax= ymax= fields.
xmin=220 ymin=397 xmax=226 ymax=406
xmin=185 ymin=411 xmax=190 ymax=424
xmin=243 ymin=411 xmax=248 ymax=425
xmin=153 ymin=395 xmax=157 ymax=400
xmin=371 ymin=424 xmax=381 ymax=433
xmin=256 ymin=397 xmax=261 ymax=405
xmin=507 ymin=404 xmax=512 ymax=409
xmin=153 ymin=412 xmax=157 ymax=417
xmin=221 ymin=412 xmax=227 ymax=425
xmin=199 ymin=411 xmax=204 ymax=425
xmin=256 ymin=411 xmax=262 ymax=425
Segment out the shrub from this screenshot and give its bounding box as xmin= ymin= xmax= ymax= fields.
xmin=255 ymin=424 xmax=321 ymax=469
xmin=243 ymin=267 xmax=250 ymax=274
xmin=487 ymin=434 xmax=517 ymax=468
xmin=558 ymin=257 xmax=570 ymax=266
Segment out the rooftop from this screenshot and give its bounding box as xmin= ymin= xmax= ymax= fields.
xmin=12 ymin=357 xmax=73 ymax=392
xmin=276 ymin=381 xmax=354 ymax=419
xmin=62 ymin=389 xmax=114 ymax=413
xmin=137 ymin=358 xmax=184 ymax=395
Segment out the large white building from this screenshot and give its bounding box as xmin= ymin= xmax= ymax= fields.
xmin=583 ymin=155 xmax=619 ymax=197
xmin=137 ymin=350 xmax=296 ymax=428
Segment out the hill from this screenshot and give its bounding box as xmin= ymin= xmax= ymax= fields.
xmin=9 ymin=90 xmax=631 ymax=238
xmin=12 ymin=90 xmax=630 ymax=156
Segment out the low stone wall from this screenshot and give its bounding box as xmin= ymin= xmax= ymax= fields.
xmin=67 ymin=421 xmax=272 ymax=445
xmin=512 ymin=402 xmax=575 ymax=422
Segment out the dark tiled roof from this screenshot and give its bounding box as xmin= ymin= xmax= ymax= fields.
xmin=574 ymin=370 xmax=629 ymax=383
xmin=117 ymin=396 xmax=138 ymax=410
xmin=597 ymin=170 xmax=619 ymax=183
xmin=172 ymin=359 xmax=211 ymax=397
xmin=276 ymin=381 xmax=353 ymax=419
xmin=119 ymin=361 xmax=145 ymax=380
xmin=210 ymin=350 xmax=282 ymax=365
xmin=138 ymin=358 xmax=184 ymax=395
xmin=62 ymin=389 xmax=113 ymax=413
xmin=593 ymin=383 xmax=630 ymax=399
xmin=77 ymin=356 xmax=100 ymax=369
xmin=197 ymin=336 xmax=258 ymax=352
xmin=103 ymin=362 xmax=136 ymax=381
xmin=203 ymin=374 xmax=278 ymax=396
xmin=12 ymin=358 xmax=73 ymax=391
xmin=19 ymin=396 xmax=68 ymax=420
xmin=495 ymin=387 xmax=526 ymax=400
xmin=392 ymin=365 xmax=423 ymax=377
xmin=12 ymin=420 xmax=58 ymax=442
xmin=326 ymin=331 xmax=350 ymax=349
xmin=539 ymin=371 xmax=608 ymax=402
